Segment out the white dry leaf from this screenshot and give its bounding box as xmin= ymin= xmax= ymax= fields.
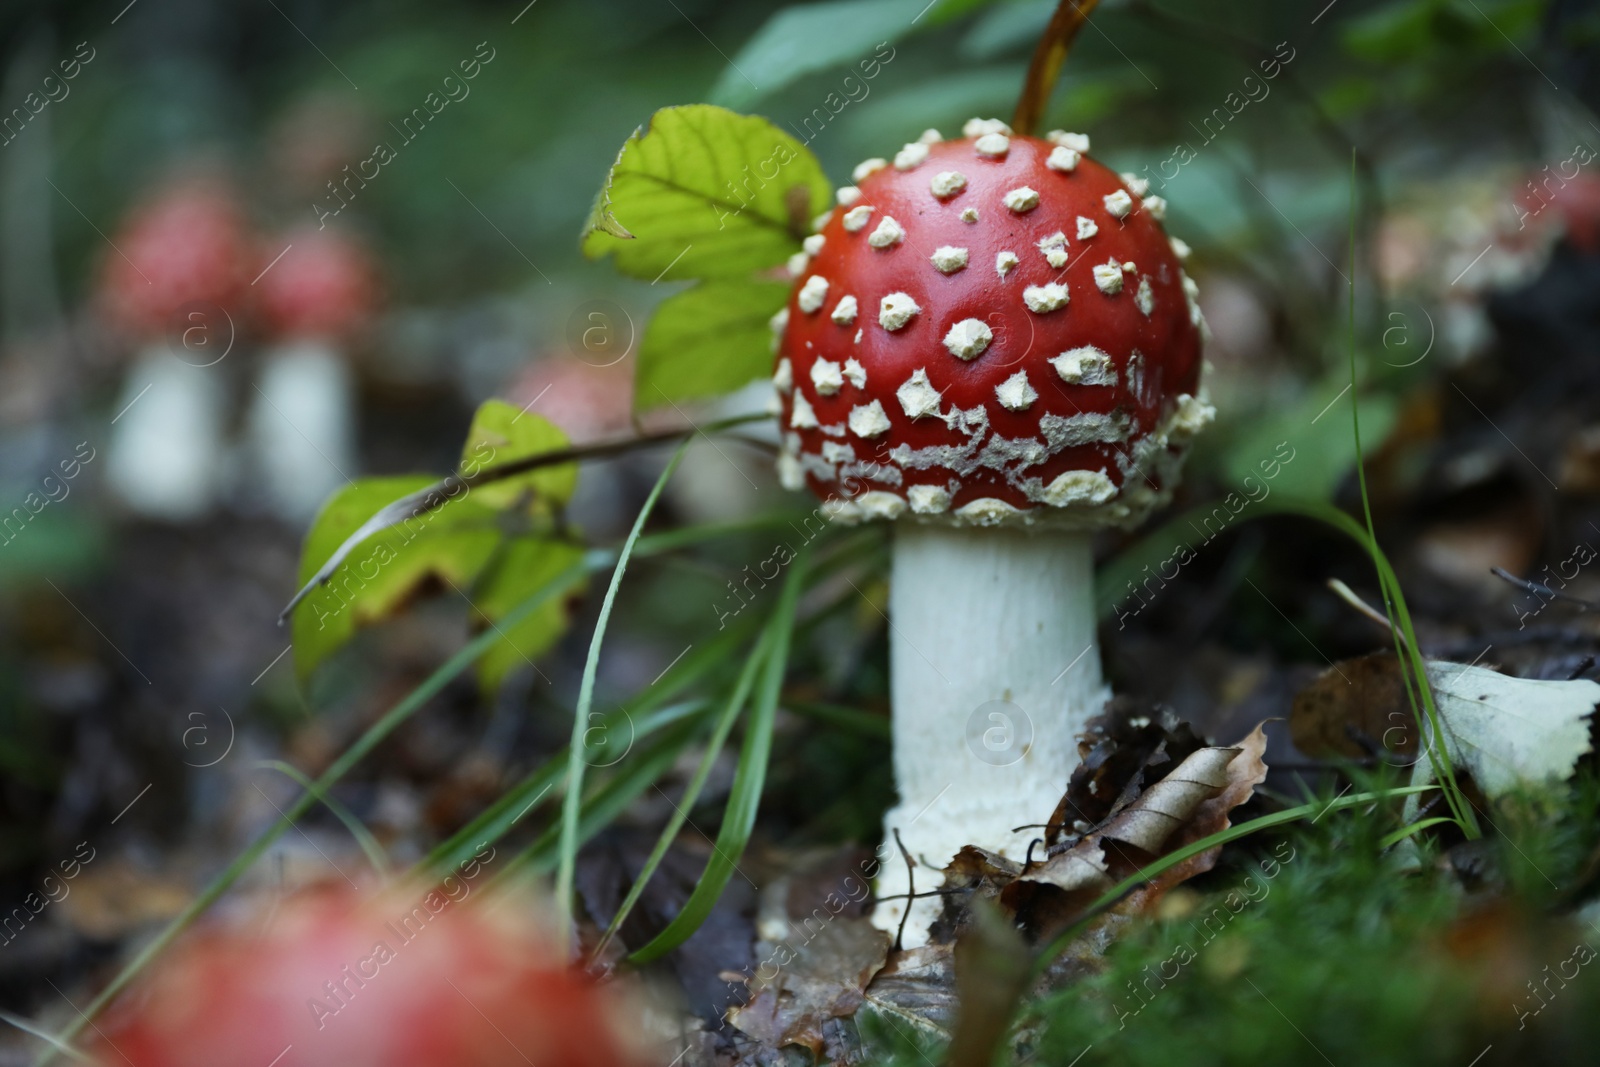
xmin=1412 ymin=661 xmax=1599 ymax=801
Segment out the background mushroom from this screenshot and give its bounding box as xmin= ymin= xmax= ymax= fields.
xmin=772 ymin=118 xmax=1213 ymax=943
xmin=248 ymin=226 xmax=379 ymax=521
xmin=99 ymin=176 xmax=254 ymax=521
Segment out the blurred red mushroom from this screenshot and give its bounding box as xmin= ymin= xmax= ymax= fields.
xmin=86 ymin=884 xmax=654 ymax=1067
xmin=246 ymin=227 xmax=379 ymax=520
xmin=98 ymin=177 xmax=255 ymax=340
xmin=100 ymin=175 xmax=256 ymax=521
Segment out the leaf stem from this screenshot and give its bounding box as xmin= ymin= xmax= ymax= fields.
xmin=1012 ymin=0 xmax=1102 ymax=137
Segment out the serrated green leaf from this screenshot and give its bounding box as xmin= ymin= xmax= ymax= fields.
xmin=292 ymin=476 xmax=502 ymax=682
xmin=708 ymin=1 xmax=921 ymax=110
xmin=470 ymin=538 xmax=588 ymax=692
xmin=635 ymin=279 xmax=790 ymax=410
xmin=460 ymin=400 xmax=577 ymax=510
xmin=581 ymin=105 xmax=829 ymax=281
xmin=292 ymin=405 xmax=582 ymax=687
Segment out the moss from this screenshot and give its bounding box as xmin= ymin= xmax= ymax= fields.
xmin=1019 ymin=777 xmax=1600 ymax=1067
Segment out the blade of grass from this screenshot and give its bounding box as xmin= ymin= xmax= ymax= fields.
xmin=422 ymin=513 xmax=876 ymax=879
xmin=420 ymin=699 xmax=709 ymax=877
xmin=1031 ymin=783 xmax=1438 ymax=977
xmin=0 ymin=1013 xmax=99 ymax=1066
xmin=556 ymin=439 xmax=693 ymax=951
xmin=1343 ymin=150 xmax=1477 ymax=838
xmin=254 ymin=760 xmax=392 ymax=880
xmin=786 ymin=700 xmax=893 ymax=739
xmin=1378 ymin=816 xmax=1456 ymax=849
xmin=625 ymin=550 xmax=808 ymax=965
xmin=496 ymin=717 xmax=708 ymax=882
xmin=591 ymin=621 xmax=773 ymax=961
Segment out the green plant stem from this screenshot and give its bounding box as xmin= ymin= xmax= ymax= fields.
xmin=1343 ymin=150 xmax=1478 ymax=839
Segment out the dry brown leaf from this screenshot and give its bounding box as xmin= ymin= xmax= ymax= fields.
xmin=56 ymin=860 xmax=191 ymax=940
xmin=1045 ymin=698 xmax=1207 ymax=848
xmin=927 ymin=846 xmax=1021 ymax=944
xmin=1290 ymin=651 xmax=1415 ymax=760
xmin=726 ymin=917 xmax=890 ymax=1055
xmin=860 ymin=944 xmax=959 ymax=1042
xmin=1003 ymin=722 xmax=1271 ymax=939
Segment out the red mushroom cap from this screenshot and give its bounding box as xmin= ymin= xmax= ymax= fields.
xmin=98 ymin=178 xmax=256 ymax=341
xmin=257 ymin=227 xmax=381 ymax=341
xmin=772 ymin=121 xmax=1213 ymax=527
xmin=87 ymin=885 xmax=652 ymax=1067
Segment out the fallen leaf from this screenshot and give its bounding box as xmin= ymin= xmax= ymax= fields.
xmin=726 ymin=916 xmax=890 ymax=1054
xmin=1045 ymin=698 xmax=1207 ymax=848
xmin=56 ymin=860 xmax=191 ymax=940
xmin=1290 ymin=651 xmax=1416 ymax=761
xmin=928 ymin=847 xmax=1020 ymax=945
xmin=1414 ymin=661 xmax=1599 ymax=800
xmin=1003 ymin=723 xmax=1271 ymax=940
xmin=860 ymin=944 xmax=958 ymax=1043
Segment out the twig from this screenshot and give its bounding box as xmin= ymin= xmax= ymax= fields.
xmin=892 ymin=828 xmax=915 ymax=953
xmin=1491 ymin=566 xmax=1600 ymax=612
xmin=1012 ymin=0 xmax=1102 ymax=137
xmin=279 ymin=412 xmax=766 ymax=622
xmin=1326 ymin=577 xmax=1406 ymax=645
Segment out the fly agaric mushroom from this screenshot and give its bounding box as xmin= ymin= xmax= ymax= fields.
xmin=100 ymin=177 xmax=255 ymax=520
xmin=86 ymin=885 xmax=652 ymax=1067
xmin=772 ymin=119 xmax=1213 ymax=944
xmin=248 ymin=227 xmax=379 ymax=520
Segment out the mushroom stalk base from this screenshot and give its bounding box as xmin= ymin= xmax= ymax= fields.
xmin=871 ymin=523 xmax=1108 ymax=947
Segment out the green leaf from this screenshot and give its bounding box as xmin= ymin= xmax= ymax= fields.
xmin=635 ymin=279 xmax=789 ymax=409
xmin=459 ymin=401 xmax=577 ymax=510
xmin=1220 ymin=380 xmax=1397 ymax=501
xmin=582 ymin=105 xmax=830 ymax=281
xmin=708 ymin=1 xmax=921 ymax=110
xmin=470 ymin=538 xmax=588 ymax=692
xmin=292 ymin=401 xmax=583 ymax=686
xmin=292 ymin=476 xmax=502 ymax=682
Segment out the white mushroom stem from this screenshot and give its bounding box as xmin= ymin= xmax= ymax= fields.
xmin=246 ymin=338 xmax=357 ymax=522
xmin=106 ymin=344 xmax=227 ymax=521
xmin=871 ymin=522 xmax=1108 ymax=947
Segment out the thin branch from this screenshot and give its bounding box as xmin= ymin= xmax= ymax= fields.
xmin=1012 ymin=0 xmax=1102 ymax=137
xmin=279 ymin=412 xmax=766 ymax=622
xmin=1491 ymin=566 xmax=1600 ymax=612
